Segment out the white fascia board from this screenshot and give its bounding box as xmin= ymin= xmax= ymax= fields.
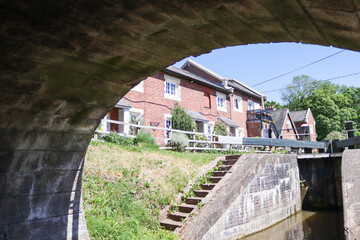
xmin=231 ymin=78 xmax=266 ymax=98
xmin=186 ymin=59 xmax=225 ymax=81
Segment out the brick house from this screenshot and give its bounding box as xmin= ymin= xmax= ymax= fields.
xmin=267 ymin=108 xmax=299 ymax=140
xmin=290 ymin=108 xmax=317 ymax=141
xmin=100 ymin=59 xmax=274 ymax=144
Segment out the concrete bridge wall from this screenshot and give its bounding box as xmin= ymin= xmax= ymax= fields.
xmin=2 ymin=1 xmax=360 ymax=238
xmin=179 ymin=154 xmax=301 ymax=240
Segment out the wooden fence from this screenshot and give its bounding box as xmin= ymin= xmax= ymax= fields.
xmin=95 ymin=119 xmax=325 ymax=152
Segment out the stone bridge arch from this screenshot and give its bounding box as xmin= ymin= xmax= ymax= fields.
xmin=1 ymin=1 xmax=360 ymax=239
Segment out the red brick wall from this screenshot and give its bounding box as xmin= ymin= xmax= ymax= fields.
xmin=294 ymin=110 xmax=317 ymax=141
xmin=281 ymin=114 xmax=298 ymax=140
xmin=247 ymin=122 xmax=262 ymax=137
xmin=231 ymin=90 xmax=262 ymax=137
xmin=116 ymin=71 xmax=264 ymax=142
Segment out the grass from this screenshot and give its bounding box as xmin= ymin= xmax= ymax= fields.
xmin=83 ymin=140 xmax=221 ymax=239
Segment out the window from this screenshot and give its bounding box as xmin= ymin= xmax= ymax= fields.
xmin=238 ymin=128 xmax=245 ymax=138
xmin=164 ymin=75 xmax=181 ymax=101
xmin=233 ymin=95 xmax=243 ymax=112
xmin=286 ymin=120 xmax=292 ymax=130
xmin=164 ymin=114 xmax=172 ymax=140
xmin=131 ymin=81 xmax=144 ymax=93
xmin=166 ymin=82 xmax=176 ymax=95
xmin=216 ymin=92 xmax=227 ymax=112
xmin=254 ymin=102 xmax=260 ymax=110
xmin=310 ymin=125 xmax=314 ymax=134
xmin=248 ymin=100 xmax=254 ymax=110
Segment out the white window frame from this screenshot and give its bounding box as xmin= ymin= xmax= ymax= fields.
xmin=238 ymin=128 xmax=245 ymax=138
xmin=207 ymin=121 xmax=214 ymax=134
xmin=309 ymin=125 xmax=314 ymax=134
xmin=286 ymin=120 xmax=292 ymax=130
xmin=233 ymin=95 xmax=243 ymax=113
xmin=216 ymin=92 xmax=227 ymax=112
xmin=164 ymin=75 xmax=181 ymax=101
xmin=131 ymin=81 xmax=144 ymax=93
xmin=164 ymin=113 xmax=172 ymax=140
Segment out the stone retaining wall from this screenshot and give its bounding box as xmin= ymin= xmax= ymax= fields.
xmin=179 ymin=154 xmax=301 ymax=240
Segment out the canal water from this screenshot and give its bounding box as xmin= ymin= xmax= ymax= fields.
xmin=241 ymin=210 xmax=344 ymax=240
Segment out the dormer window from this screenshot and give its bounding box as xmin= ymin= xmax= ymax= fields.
xmin=164 ymin=75 xmax=181 ymax=101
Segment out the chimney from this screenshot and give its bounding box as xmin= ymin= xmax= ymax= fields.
xmin=265 ymin=105 xmax=276 ymax=111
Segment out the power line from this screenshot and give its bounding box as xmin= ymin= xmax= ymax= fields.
xmin=262 ymin=72 xmax=360 ymax=93
xmin=251 ymin=49 xmax=346 ymax=87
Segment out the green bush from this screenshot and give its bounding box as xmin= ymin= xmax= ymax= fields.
xmin=169 ymin=133 xmax=189 ymax=151
xmin=172 ymin=104 xmax=197 ymax=133
xmin=214 ymin=122 xmax=227 ymax=136
xmin=195 ymin=134 xmax=208 ymax=148
xmin=134 ymin=130 xmax=158 ymax=149
xmin=325 ymin=130 xmax=346 ymax=141
xmin=102 ymin=131 xmax=135 ymax=145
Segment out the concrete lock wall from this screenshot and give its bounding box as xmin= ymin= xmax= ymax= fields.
xmin=179 ymin=154 xmax=301 ymax=240
xmin=342 ymin=150 xmax=360 ymax=240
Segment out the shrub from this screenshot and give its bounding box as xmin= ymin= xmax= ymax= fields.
xmin=102 ymin=131 xmax=134 ymax=145
xmin=169 ymin=133 xmax=189 ymax=151
xmin=325 ymin=130 xmax=346 ymax=141
xmin=195 ymin=134 xmax=208 ymax=148
xmin=172 ymin=104 xmax=197 ymax=133
xmin=214 ymin=122 xmax=227 ymax=136
xmin=134 ymin=130 xmax=158 ymax=149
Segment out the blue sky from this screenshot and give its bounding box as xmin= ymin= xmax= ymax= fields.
xmin=173 ymin=43 xmax=360 ymax=104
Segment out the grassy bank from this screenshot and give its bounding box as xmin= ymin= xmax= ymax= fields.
xmin=82 ymin=140 xmax=222 ymax=239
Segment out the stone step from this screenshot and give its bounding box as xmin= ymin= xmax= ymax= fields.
xmin=185 ymin=197 xmax=203 ymax=205
xmin=168 ymin=212 xmax=189 ymax=222
xmin=179 ymin=204 xmax=196 ymax=213
xmin=225 ymin=155 xmax=241 ymax=160
xmin=201 ymin=183 xmax=216 ymax=190
xmin=160 ymin=219 xmax=181 ymax=231
xmin=212 ymin=171 xmax=228 ymax=176
xmin=222 ymin=159 xmax=237 ymax=165
xmin=218 ymin=165 xmax=233 ymax=171
xmin=209 ymin=176 xmax=222 ymax=183
xmin=193 ymin=190 xmax=210 ymax=198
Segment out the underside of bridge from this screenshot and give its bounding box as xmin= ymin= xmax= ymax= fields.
xmin=1 ymin=0 xmax=360 ymax=239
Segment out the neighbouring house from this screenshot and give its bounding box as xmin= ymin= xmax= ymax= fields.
xmin=267 ymin=108 xmax=299 ymax=140
xmin=290 ymin=108 xmax=317 ymax=141
xmin=100 ymin=59 xmax=275 ymax=145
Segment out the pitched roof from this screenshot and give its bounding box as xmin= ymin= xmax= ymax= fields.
xmin=217 ymin=117 xmax=239 ymax=127
xmin=115 ymin=99 xmax=131 ymax=108
xmin=163 ymin=66 xmax=232 ymax=93
xmin=186 ymin=110 xmax=209 ymax=122
xmin=268 ymin=108 xmax=288 ymax=134
xmin=290 ymin=109 xmax=308 ymax=122
xmin=228 ymin=79 xmax=264 ymax=100
xmin=269 ymin=108 xmax=299 ymax=138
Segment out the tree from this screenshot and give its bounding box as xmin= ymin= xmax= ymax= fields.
xmin=214 ymin=122 xmax=227 ymax=136
xmin=281 ymin=75 xmax=360 ymax=140
xmin=171 ymin=104 xmax=197 ymax=132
